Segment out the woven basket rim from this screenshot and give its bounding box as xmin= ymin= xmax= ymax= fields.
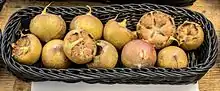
xmin=1 ymin=3 xmax=218 ymax=84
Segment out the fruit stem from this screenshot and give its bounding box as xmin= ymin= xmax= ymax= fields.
xmin=131 ymin=31 xmax=138 ymax=39
xmin=118 ymin=19 xmax=127 ymax=27
xmin=113 ymin=14 xmax=119 ymax=20
xmin=20 ymin=31 xmax=26 ymax=37
xmin=42 ymin=2 xmax=52 ymax=14
xmin=86 ymin=5 xmax=92 ymax=15
xmin=169 ymin=36 xmax=181 ymax=46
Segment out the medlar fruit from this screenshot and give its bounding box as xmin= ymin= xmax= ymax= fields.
xmin=12 ymin=34 xmax=42 ymax=65
xmin=30 ymin=3 xmax=66 ymax=42
xmin=42 ymin=39 xmax=71 ymax=69
xmin=121 ymin=40 xmax=157 ymax=68
xmin=157 ymin=46 xmax=188 ymax=69
xmin=70 ymin=5 xmax=103 ymax=40
xmin=87 ymin=40 xmax=118 ymax=69
xmin=176 ymin=21 xmax=204 ymax=50
xmin=137 ymin=11 xmax=176 ymax=49
xmin=63 ymin=29 xmax=97 ymax=64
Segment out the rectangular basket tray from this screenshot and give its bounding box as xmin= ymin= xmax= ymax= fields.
xmin=1 ymin=3 xmax=218 ymax=85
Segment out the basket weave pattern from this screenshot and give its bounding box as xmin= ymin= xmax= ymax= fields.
xmin=1 ymin=3 xmax=218 ymax=84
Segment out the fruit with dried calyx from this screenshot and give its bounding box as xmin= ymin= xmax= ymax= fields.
xmin=63 ymin=29 xmax=97 ymax=64
xmin=30 ymin=3 xmax=66 ymax=42
xmin=157 ymin=46 xmax=188 ymax=69
xmin=12 ymin=33 xmax=42 ymax=65
xmin=87 ymin=40 xmax=118 ymax=69
xmin=121 ymin=40 xmax=156 ymax=68
xmin=176 ymin=21 xmax=204 ymax=50
xmin=70 ymin=5 xmax=103 ymax=40
xmin=42 ymin=39 xmax=71 ymax=69
xmin=136 ymin=11 xmax=176 ymax=49
xmin=104 ymin=15 xmax=137 ymax=50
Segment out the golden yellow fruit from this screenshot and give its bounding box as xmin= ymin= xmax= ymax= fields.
xmin=157 ymin=46 xmax=188 ymax=69
xmin=104 ymin=17 xmax=137 ymax=50
xmin=30 ymin=3 xmax=66 ymax=42
xmin=70 ymin=6 xmax=103 ymax=40
xmin=176 ymin=21 xmax=204 ymax=50
xmin=42 ymin=39 xmax=71 ymax=69
xmin=87 ymin=40 xmax=118 ymax=69
xmin=12 ymin=34 xmax=42 ymax=65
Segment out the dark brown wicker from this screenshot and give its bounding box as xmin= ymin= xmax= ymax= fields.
xmin=1 ymin=3 xmax=218 ymax=85
xmin=104 ymin=0 xmax=196 ymax=6
xmin=0 ymin=0 xmax=5 ymax=11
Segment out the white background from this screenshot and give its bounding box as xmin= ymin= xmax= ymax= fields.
xmin=32 ymin=81 xmax=199 ymax=91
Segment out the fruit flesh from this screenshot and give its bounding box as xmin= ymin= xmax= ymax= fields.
xmin=42 ymin=39 xmax=70 ymax=69
xmin=176 ymin=21 xmax=204 ymax=50
xmin=12 ymin=34 xmax=42 ymax=65
xmin=157 ymin=46 xmax=188 ymax=68
xmin=63 ymin=29 xmax=97 ymax=64
xmin=121 ymin=40 xmax=156 ymax=68
xmin=137 ymin=11 xmax=176 ymax=49
xmin=87 ymin=40 xmax=118 ymax=68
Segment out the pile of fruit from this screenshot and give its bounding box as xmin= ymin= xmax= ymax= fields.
xmin=11 ymin=4 xmax=204 ymax=69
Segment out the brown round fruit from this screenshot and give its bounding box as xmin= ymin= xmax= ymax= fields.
xmin=30 ymin=3 xmax=66 ymax=42
xmin=70 ymin=6 xmax=103 ymax=40
xmin=176 ymin=21 xmax=204 ymax=50
xmin=42 ymin=39 xmax=71 ymax=69
xmin=12 ymin=34 xmax=42 ymax=65
xmin=104 ymin=18 xmax=137 ymax=50
xmin=121 ymin=40 xmax=157 ymax=68
xmin=63 ymin=29 xmax=97 ymax=64
xmin=157 ymin=46 xmax=188 ymax=69
xmin=137 ymin=11 xmax=176 ymax=49
xmin=87 ymin=40 xmax=118 ymax=69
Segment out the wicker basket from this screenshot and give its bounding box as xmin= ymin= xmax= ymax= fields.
xmin=104 ymin=0 xmax=196 ymax=6
xmin=1 ymin=3 xmax=218 ymax=85
xmin=0 ymin=0 xmax=5 ymax=11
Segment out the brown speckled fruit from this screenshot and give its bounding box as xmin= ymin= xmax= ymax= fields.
xmin=137 ymin=11 xmax=176 ymax=49
xmin=87 ymin=40 xmax=118 ymax=69
xmin=12 ymin=34 xmax=42 ymax=65
xmin=157 ymin=46 xmax=188 ymax=69
xmin=70 ymin=5 xmax=103 ymax=40
xmin=63 ymin=29 xmax=97 ymax=64
xmin=121 ymin=40 xmax=157 ymax=68
xmin=104 ymin=17 xmax=137 ymax=50
xmin=42 ymin=39 xmax=71 ymax=69
xmin=30 ymin=3 xmax=66 ymax=42
xmin=176 ymin=21 xmax=204 ymax=50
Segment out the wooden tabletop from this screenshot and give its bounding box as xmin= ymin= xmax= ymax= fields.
xmin=0 ymin=0 xmax=220 ymax=91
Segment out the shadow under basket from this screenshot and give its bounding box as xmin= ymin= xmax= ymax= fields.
xmin=1 ymin=3 xmax=218 ymax=85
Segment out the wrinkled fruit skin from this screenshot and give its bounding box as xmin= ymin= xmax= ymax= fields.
xmin=70 ymin=15 xmax=103 ymax=40
xmin=157 ymin=46 xmax=188 ymax=69
xmin=63 ymin=29 xmax=97 ymax=64
xmin=30 ymin=13 xmax=66 ymax=42
xmin=12 ymin=34 xmax=42 ymax=65
xmin=176 ymin=21 xmax=204 ymax=50
xmin=121 ymin=40 xmax=157 ymax=68
xmin=104 ymin=19 xmax=137 ymax=50
xmin=87 ymin=40 xmax=118 ymax=69
xmin=137 ymin=11 xmax=176 ymax=49
xmin=42 ymin=39 xmax=71 ymax=69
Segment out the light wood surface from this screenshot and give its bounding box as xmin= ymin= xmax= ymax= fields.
xmin=0 ymin=0 xmax=220 ymax=91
